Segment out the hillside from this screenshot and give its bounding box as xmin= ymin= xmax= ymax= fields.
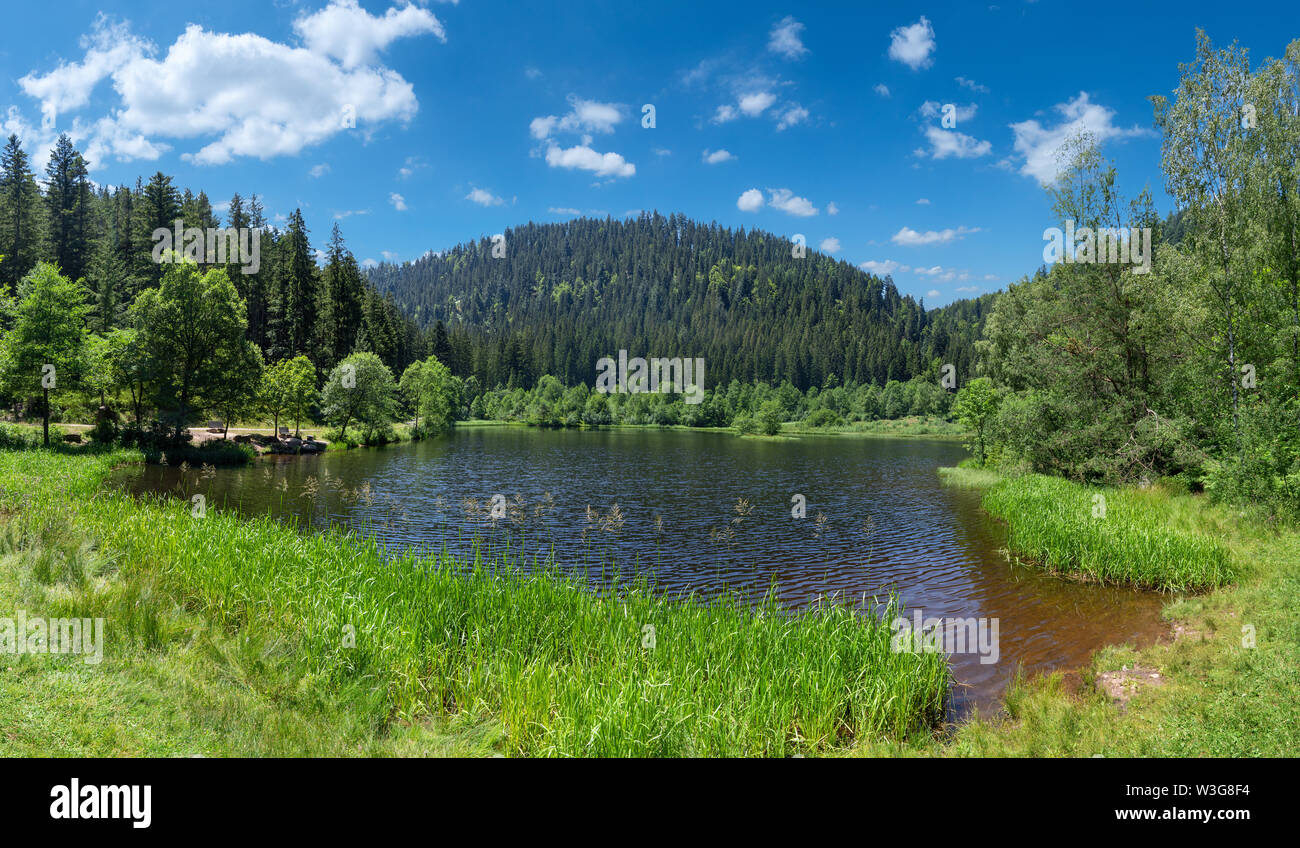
xmin=367 ymin=214 xmax=994 ymax=391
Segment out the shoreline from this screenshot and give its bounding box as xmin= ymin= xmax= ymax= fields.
xmin=4 ymin=448 xmax=1291 ymax=757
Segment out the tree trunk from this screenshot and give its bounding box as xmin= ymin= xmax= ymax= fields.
xmin=1220 ymin=227 xmax=1240 ymax=448
xmin=42 ymin=387 xmax=49 ymax=447
xmin=177 ymin=386 xmax=189 ymax=442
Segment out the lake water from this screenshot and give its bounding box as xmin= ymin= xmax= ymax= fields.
xmin=114 ymin=426 xmax=1167 ymax=717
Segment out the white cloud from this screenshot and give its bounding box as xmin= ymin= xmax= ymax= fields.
xmin=737 ymin=188 xmax=764 ymax=212
xmin=712 ymin=90 xmax=802 ymax=130
xmin=827 ymin=201 xmax=839 ymax=215
xmin=982 ymin=274 xmax=998 ymax=281
xmin=466 ymin=187 xmax=503 ymax=206
xmin=958 ymin=284 xmax=981 ymax=292
xmin=398 ymin=155 xmax=426 ymax=179
xmin=381 ymin=250 xmax=400 ymax=262
xmin=738 ymin=91 xmax=777 ymax=117
xmin=17 ymin=14 xmax=150 ymax=117
xmin=653 ymin=147 xmax=671 ymax=156
xmin=293 ymin=0 xmax=445 ymax=69
xmin=544 ymin=143 xmax=635 ymax=178
xmin=955 ymin=76 xmax=989 ymax=94
xmin=926 ymin=289 xmax=941 ymax=298
xmin=920 ymin=101 xmax=977 ymax=122
xmin=820 ymin=237 xmax=841 ymax=253
xmin=767 ymin=188 xmax=818 ymax=217
xmin=860 ymin=259 xmax=910 ymax=275
xmin=919 ymin=125 xmax=992 ymax=160
xmin=549 ymin=206 xmax=581 ymax=215
xmin=874 ymin=83 xmax=890 ymax=98
xmin=389 ymin=192 xmax=407 ymax=211
xmin=776 ymin=104 xmax=809 ymax=130
xmin=361 ymin=257 xmax=378 ymax=269
xmin=914 ymin=266 xmax=960 ymax=282
xmin=310 ymin=163 xmax=331 ymax=178
xmin=529 ymin=116 xmax=559 ymax=139
xmin=15 ymin=3 xmax=441 ymax=169
xmin=891 ymin=225 xmax=980 ymax=246
xmin=888 ymin=16 xmax=935 ymax=70
xmin=1010 ymin=92 xmax=1151 ymax=185
xmin=768 ymin=16 xmax=809 ymax=59
xmin=530 ymin=95 xmax=625 ymax=140
xmin=702 ymin=148 xmax=734 ymax=164
xmin=334 ymin=209 xmax=370 ymax=219
xmin=916 ymin=198 xmax=930 ymax=205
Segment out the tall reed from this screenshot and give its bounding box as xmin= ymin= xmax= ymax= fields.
xmin=980 ymin=475 xmax=1233 ymax=591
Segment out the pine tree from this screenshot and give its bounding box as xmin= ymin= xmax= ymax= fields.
xmin=323 ymin=222 xmax=365 ymax=364
xmin=135 ymin=171 xmax=180 ymax=286
xmin=44 ymin=134 xmax=92 ymax=282
xmin=0 ymin=135 xmax=45 ymax=291
xmin=281 ymin=209 xmax=321 ymax=361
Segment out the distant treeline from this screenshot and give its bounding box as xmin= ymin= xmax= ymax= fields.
xmin=366 ymin=215 xmax=995 ymax=392
xmin=474 ymin=372 xmax=954 ymax=433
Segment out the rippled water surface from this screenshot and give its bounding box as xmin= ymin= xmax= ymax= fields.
xmin=114 ymin=426 xmax=1166 ymax=715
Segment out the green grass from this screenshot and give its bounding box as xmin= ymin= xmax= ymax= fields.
xmin=841 ymin=471 xmax=1300 ymax=757
xmin=0 ymin=448 xmax=949 ymax=757
xmin=0 ymin=530 xmax=501 ymax=756
xmin=937 ymin=464 xmax=1003 ymax=489
xmin=783 ymin=416 xmax=965 ymax=440
xmin=980 ymin=474 xmax=1233 ymax=592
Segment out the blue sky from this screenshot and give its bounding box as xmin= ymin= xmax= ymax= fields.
xmin=1 ymin=0 xmax=1294 ymax=304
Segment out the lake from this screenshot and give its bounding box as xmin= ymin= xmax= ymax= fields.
xmin=114 ymin=426 xmax=1166 ymax=717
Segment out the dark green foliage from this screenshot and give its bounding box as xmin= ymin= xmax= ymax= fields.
xmin=366 ymin=215 xmax=989 ymax=392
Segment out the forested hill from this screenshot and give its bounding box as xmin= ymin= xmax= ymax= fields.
xmin=367 ymin=214 xmax=993 ymax=391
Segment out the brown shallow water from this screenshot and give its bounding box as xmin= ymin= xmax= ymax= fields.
xmin=113 ymin=427 xmax=1168 ymax=717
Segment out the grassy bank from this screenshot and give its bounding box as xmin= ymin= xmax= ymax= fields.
xmin=979 ymin=474 xmax=1233 ymax=592
xmin=781 ymin=416 xmax=965 ymax=439
xmin=889 ymin=464 xmax=1299 ymax=757
xmin=0 ymin=448 xmax=948 ymax=757
xmin=456 ymin=416 xmax=966 ymax=440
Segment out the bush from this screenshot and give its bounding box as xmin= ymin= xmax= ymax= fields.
xmin=89 ymin=416 xmax=119 ymax=444
xmin=150 ymin=439 xmax=254 ymax=466
xmin=0 ymin=422 xmax=42 ymax=449
xmin=805 ymin=408 xmax=842 ymax=428
xmin=757 ymin=400 xmax=784 ymax=435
